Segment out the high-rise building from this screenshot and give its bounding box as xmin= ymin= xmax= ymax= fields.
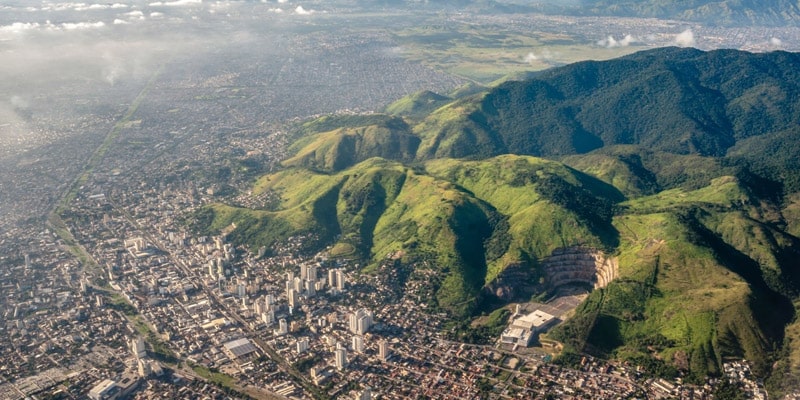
xmin=357 ymin=316 xmax=368 ymax=335
xmin=348 ymin=312 xmax=359 ymax=334
xmin=305 ymin=280 xmax=316 ymax=297
xmin=262 ymin=310 xmax=275 ymax=326
xmin=293 ymin=277 xmax=303 ymax=292
xmin=335 ymin=269 xmax=346 ymax=290
xmin=352 ymin=335 xmax=365 ymax=353
xmin=349 ymin=308 xmax=373 ymax=335
xmin=137 ymin=359 xmax=151 ymax=377
xmin=378 ymin=340 xmax=390 ymax=361
xmin=278 ymin=318 xmax=288 ymax=335
xmin=131 ymin=337 xmax=146 ymax=359
xmin=334 ymin=347 xmax=348 ymax=371
xmin=307 ymin=264 xmax=318 ymax=283
xmin=288 ymin=288 xmax=298 ymax=309
xmin=328 ymin=269 xmax=336 ymax=288
xmin=297 ymin=337 xmax=309 ymax=354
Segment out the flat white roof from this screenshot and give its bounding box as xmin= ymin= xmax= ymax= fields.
xmin=513 ymin=310 xmax=556 ymax=329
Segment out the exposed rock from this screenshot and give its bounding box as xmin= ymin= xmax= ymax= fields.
xmin=543 ymin=247 xmax=617 ymax=289
xmin=484 ymin=247 xmax=617 ymax=302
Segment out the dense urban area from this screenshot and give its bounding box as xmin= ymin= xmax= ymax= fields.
xmin=2 ymin=1 xmax=800 ymax=399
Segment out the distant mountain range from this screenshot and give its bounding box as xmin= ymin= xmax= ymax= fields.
xmin=567 ymin=0 xmax=800 ymax=26
xmin=192 ymin=47 xmax=800 ymax=394
xmin=398 ymin=0 xmax=800 ymax=26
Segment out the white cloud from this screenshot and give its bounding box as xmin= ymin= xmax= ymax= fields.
xmin=73 ymin=3 xmax=128 ymax=11
xmin=770 ymin=37 xmax=783 ymax=46
xmin=524 ymin=48 xmax=555 ymax=62
xmin=620 ymin=34 xmax=635 ymax=46
xmin=675 ymin=29 xmax=696 ymax=47
xmin=268 ymin=8 xmax=284 ymax=13
xmin=123 ymin=10 xmax=146 ymax=21
xmin=597 ymin=34 xmax=636 ymax=48
xmin=295 ymin=5 xmax=314 ymax=15
xmin=113 ymin=19 xmax=129 ymax=25
xmin=150 ymin=12 xmax=165 ymax=18
xmin=61 ymin=21 xmax=106 ymax=30
xmin=597 ymin=35 xmax=617 ymax=47
xmin=278 ymin=0 xmax=289 ymax=3
xmin=149 ymin=0 xmax=202 ymax=6
xmin=101 ymin=53 xmax=125 ymax=85
xmin=0 ymin=22 xmax=41 ymax=33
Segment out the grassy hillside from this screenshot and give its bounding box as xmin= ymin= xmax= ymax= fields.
xmin=196 ymin=155 xmax=626 ymax=315
xmin=284 ymin=116 xmax=418 ymax=173
xmin=198 ymin=158 xmax=487 ymax=315
xmin=191 ymin=47 xmax=800 ymax=389
xmin=548 ymin=172 xmax=800 ymax=383
xmin=385 ymin=90 xmax=452 ymax=120
xmin=195 ymin=152 xmax=800 ymax=385
xmin=425 ymin=155 xmax=622 ymax=282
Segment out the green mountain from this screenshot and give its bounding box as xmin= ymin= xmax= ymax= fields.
xmin=549 ymin=174 xmax=799 ymax=381
xmin=192 ymin=47 xmax=800 ymax=391
xmin=385 ymin=90 xmax=453 ymax=120
xmin=571 ymin=0 xmax=800 ymax=26
xmin=284 ymin=115 xmax=418 ymax=172
xmin=196 ymin=151 xmax=800 ymax=388
xmin=415 ymin=47 xmax=800 ymax=160
xmin=196 ymin=155 xmax=621 ymax=316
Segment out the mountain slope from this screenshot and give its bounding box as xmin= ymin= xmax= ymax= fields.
xmin=385 ymin=90 xmax=453 ymax=120
xmin=414 ymin=47 xmax=800 ymax=162
xmin=195 ymin=155 xmax=624 ymax=315
xmin=191 ymin=47 xmax=800 ymax=390
xmin=284 ymin=116 xmax=418 ymax=172
xmin=195 ymin=153 xmax=800 ymax=385
xmin=574 ymin=0 xmax=800 ymax=26
xmin=425 ymin=155 xmax=623 ymax=282
xmin=549 ymin=175 xmax=799 ymax=380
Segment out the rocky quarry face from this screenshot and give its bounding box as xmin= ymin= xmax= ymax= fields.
xmin=542 ymin=247 xmax=617 ymax=290
xmin=486 ymin=247 xmax=618 ymax=301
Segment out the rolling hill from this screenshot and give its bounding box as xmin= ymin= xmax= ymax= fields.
xmin=192 ymin=47 xmax=800 ymax=392
xmin=195 ymin=155 xmax=621 ymax=316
